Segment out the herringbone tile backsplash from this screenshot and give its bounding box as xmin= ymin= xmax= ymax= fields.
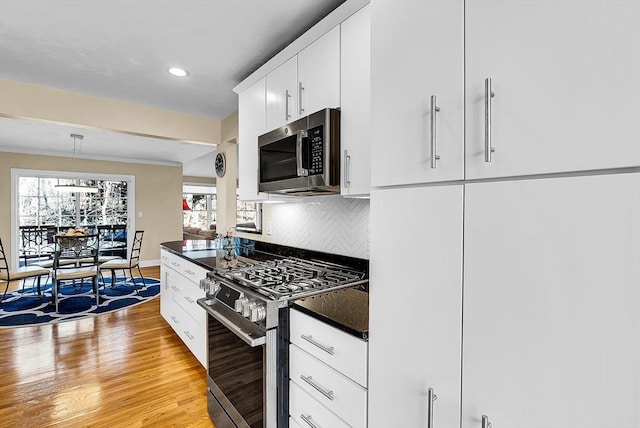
xmin=267 ymin=196 xmax=369 ymax=259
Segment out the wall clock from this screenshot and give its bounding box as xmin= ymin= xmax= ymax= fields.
xmin=215 ymin=153 xmax=226 ymax=178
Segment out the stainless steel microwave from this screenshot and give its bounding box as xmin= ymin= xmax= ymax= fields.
xmin=258 ymin=108 xmax=340 ymax=196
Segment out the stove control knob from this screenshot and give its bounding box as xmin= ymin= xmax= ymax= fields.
xmin=250 ymin=303 xmax=266 ymax=323
xmin=235 ymin=297 xmax=248 ymax=312
xmin=242 ymin=299 xmax=253 ymax=317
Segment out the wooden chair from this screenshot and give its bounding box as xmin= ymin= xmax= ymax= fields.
xmin=100 ymin=230 xmax=145 ymax=290
xmin=0 ymin=237 xmax=50 ymax=302
xmin=52 ymin=234 xmax=100 ymax=312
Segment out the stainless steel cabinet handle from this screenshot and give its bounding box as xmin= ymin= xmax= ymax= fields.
xmin=286 ymin=90 xmax=292 ymax=121
xmin=184 ymin=330 xmax=194 ymax=340
xmin=300 ymin=414 xmax=320 ymax=428
xmin=296 ymin=130 xmax=309 ymax=177
xmin=184 ymin=296 xmax=194 ymax=304
xmin=171 ymin=285 xmax=180 ymax=292
xmin=343 ymin=149 xmax=351 ymax=188
xmin=170 ymin=316 xmax=179 ymax=323
xmin=484 ymin=78 xmax=496 ymax=162
xmin=427 ymin=387 xmax=438 ymax=428
xmin=300 ymin=375 xmax=334 ymax=401
xmin=430 ymin=96 xmax=441 ymax=169
xmin=299 ymin=82 xmax=305 ymax=115
xmin=171 ymin=261 xmax=180 ymax=267
xmin=482 ymin=415 xmax=492 ymax=428
xmin=184 ymin=269 xmax=195 ymax=275
xmin=301 ymin=334 xmax=335 ymax=355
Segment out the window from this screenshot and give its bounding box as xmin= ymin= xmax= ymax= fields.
xmin=11 ymin=169 xmax=134 ymax=270
xmin=236 ymin=200 xmax=262 ymax=233
xmin=183 ymin=193 xmax=216 ymax=230
xmin=18 ymin=177 xmax=128 ymax=227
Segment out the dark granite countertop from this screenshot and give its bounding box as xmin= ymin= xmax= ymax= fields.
xmin=293 ymin=287 xmax=369 ymax=340
xmin=161 ymin=240 xmax=224 ymax=271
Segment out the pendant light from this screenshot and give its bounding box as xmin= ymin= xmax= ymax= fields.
xmin=55 ymin=134 xmax=99 ymax=193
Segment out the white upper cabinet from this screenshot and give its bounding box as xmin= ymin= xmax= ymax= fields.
xmin=466 ymin=0 xmax=640 ymax=178
xmin=238 ymin=77 xmax=268 ymax=201
xmin=371 ymin=0 xmax=464 ymax=187
xmin=265 ymin=26 xmax=341 ymax=132
xmin=340 ymin=4 xmax=371 ymax=196
xmin=265 ymin=56 xmax=298 ymax=131
xmin=298 ymin=25 xmax=341 ymax=117
xmin=462 ymin=173 xmax=640 ymax=427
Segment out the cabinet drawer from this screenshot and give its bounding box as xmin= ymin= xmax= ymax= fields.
xmin=164 ymin=300 xmax=207 ymax=368
xmin=167 ymin=268 xmax=206 ymax=322
xmin=289 ymin=381 xmax=350 ymax=428
xmin=165 ymin=251 xmax=208 ymax=282
xmin=290 ymin=308 xmax=368 ymax=387
xmin=290 ymin=345 xmax=367 ymax=428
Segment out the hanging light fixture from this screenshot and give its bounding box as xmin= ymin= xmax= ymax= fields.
xmin=55 ymin=133 xmax=99 ymax=193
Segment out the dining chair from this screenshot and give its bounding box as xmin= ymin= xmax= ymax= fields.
xmin=52 ymin=233 xmax=100 ymax=312
xmin=0 ymin=237 xmax=50 ymax=302
xmin=99 ymin=230 xmax=145 ymax=290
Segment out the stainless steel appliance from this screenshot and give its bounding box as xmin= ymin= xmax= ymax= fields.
xmin=258 ymin=108 xmax=340 ymax=196
xmin=198 ymin=255 xmax=367 ymax=428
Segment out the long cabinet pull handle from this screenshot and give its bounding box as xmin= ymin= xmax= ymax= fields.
xmin=427 ymin=387 xmax=438 ymax=428
xmin=300 ymin=375 xmax=334 ymax=401
xmin=430 ymin=96 xmax=441 ymax=169
xmin=184 ymin=330 xmax=194 ymax=340
xmin=286 ymin=90 xmax=292 ymax=121
xmin=300 ymin=414 xmax=320 ymax=428
xmin=299 ymin=82 xmax=305 ymax=115
xmin=343 ymin=150 xmax=351 ymax=188
xmin=301 ymin=334 xmax=335 ymax=355
xmin=484 ymin=78 xmax=496 ymax=162
xmin=482 ymin=414 xmax=492 ymax=428
xmin=184 ymin=296 xmax=194 ymax=304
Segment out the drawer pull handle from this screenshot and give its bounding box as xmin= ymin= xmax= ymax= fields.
xmin=300 ymin=375 xmax=334 ymax=401
xmin=170 ymin=316 xmax=179 ymax=323
xmin=171 ymin=285 xmax=180 ymax=292
xmin=184 ymin=269 xmax=195 ymax=275
xmin=301 ymin=334 xmax=334 ymax=355
xmin=300 ymin=414 xmax=320 ymax=428
xmin=171 ymin=261 xmax=180 ymax=267
xmin=184 ymin=331 xmax=194 ymax=340
xmin=184 ymin=296 xmax=194 ymax=304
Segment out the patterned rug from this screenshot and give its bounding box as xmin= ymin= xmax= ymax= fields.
xmin=0 ymin=276 xmax=160 ymax=327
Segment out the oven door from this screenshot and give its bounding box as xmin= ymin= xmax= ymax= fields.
xmin=200 ymin=299 xmax=277 ymax=428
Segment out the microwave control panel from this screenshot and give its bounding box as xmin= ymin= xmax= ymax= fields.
xmin=306 ymin=125 xmax=324 ymax=175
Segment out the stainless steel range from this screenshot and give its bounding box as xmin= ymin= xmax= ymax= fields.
xmin=197 ymin=253 xmax=367 ymax=428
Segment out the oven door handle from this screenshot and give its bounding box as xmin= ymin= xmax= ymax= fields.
xmin=197 ymin=299 xmax=266 ymax=347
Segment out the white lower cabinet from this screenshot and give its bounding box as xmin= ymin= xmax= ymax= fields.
xmin=462 ymin=173 xmax=640 ymax=428
xmin=160 ymin=249 xmax=208 ymax=368
xmin=369 ymin=173 xmax=640 ymax=427
xmin=289 ymin=308 xmax=368 ymax=427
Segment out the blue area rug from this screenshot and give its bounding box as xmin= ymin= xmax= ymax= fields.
xmin=0 ymin=276 xmax=160 ymax=327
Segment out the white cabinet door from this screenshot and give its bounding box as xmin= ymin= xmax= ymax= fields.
xmin=465 ymin=0 xmax=640 ymax=179
xmin=369 ymin=185 xmax=463 ymax=428
xmin=370 ymin=0 xmax=464 ymax=187
xmin=340 ymin=4 xmax=370 ymax=197
xmin=298 ymin=26 xmax=341 ymax=117
xmin=463 ymin=174 xmax=640 ymax=427
xmin=238 ymin=77 xmax=268 ymax=201
xmin=266 ymin=56 xmax=298 ymax=130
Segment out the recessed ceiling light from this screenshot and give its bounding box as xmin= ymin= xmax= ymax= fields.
xmin=168 ymin=67 xmax=189 ymax=77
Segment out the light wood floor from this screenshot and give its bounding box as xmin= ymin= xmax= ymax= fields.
xmin=0 ymin=266 xmax=215 ymax=427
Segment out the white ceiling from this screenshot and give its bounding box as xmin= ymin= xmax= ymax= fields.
xmin=0 ymin=0 xmax=345 ymax=177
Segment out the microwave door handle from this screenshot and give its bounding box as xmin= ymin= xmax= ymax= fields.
xmin=296 ymin=130 xmax=309 ymax=177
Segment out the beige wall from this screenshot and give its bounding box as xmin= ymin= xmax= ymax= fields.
xmin=216 ymin=113 xmax=239 ymax=232
xmin=0 ymin=78 xmax=221 ymax=144
xmin=0 ymin=151 xmax=183 ymax=266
